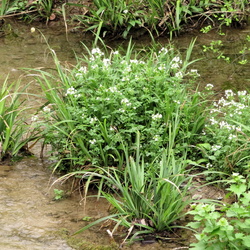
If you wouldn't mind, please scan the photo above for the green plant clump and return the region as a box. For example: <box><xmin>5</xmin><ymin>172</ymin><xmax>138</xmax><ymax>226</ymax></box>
<box><xmin>0</xmin><ymin>77</ymin><xmax>38</xmax><ymax>161</ymax></box>
<box><xmin>187</xmin><ymin>173</ymin><xmax>250</xmax><ymax>249</ymax></box>
<box><xmin>33</xmin><ymin>39</ymin><xmax>206</xmax><ymax>172</ymax></box>
<box><xmin>65</xmin><ymin>0</ymin><xmax>250</xmax><ymax>38</ymax></box>
<box><xmin>195</xmin><ymin>87</ymin><xmax>250</xmax><ymax>178</ymax></box>
<box><xmin>68</xmin><ymin>131</ymin><xmax>196</xmax><ymax>243</ymax></box>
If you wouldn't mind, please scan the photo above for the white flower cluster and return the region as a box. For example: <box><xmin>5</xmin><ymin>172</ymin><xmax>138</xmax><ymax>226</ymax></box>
<box><xmin>90</xmin><ymin>117</ymin><xmax>98</xmax><ymax>124</ymax></box>
<box><xmin>43</xmin><ymin>106</ymin><xmax>51</xmax><ymax>112</ymax></box>
<box><xmin>158</xmin><ymin>47</ymin><xmax>169</xmax><ymax>55</ymax></box>
<box><xmin>153</xmin><ymin>135</ymin><xmax>161</xmax><ymax>141</ymax></box>
<box><xmin>75</xmin><ymin>66</ymin><xmax>87</xmax><ymax>78</ymax></box>
<box><xmin>91</xmin><ymin>48</ymin><xmax>104</xmax><ymax>56</ymax></box>
<box><xmin>66</xmin><ymin>87</ymin><xmax>81</xmax><ymax>98</ymax></box>
<box><xmin>106</xmin><ymin>86</ymin><xmax>119</xmax><ymax>93</ymax></box>
<box><xmin>121</xmin><ymin>98</ymin><xmax>131</xmax><ymax>106</ymax></box>
<box><xmin>89</xmin><ymin>139</ymin><xmax>96</xmax><ymax>144</ymax></box>
<box><xmin>103</xmin><ymin>58</ymin><xmax>111</xmax><ymax>68</ymax></box>
<box><xmin>225</xmin><ymin>89</ymin><xmax>235</xmax><ymax>99</ymax></box>
<box><xmin>175</xmin><ymin>71</ymin><xmax>183</xmax><ymax>79</ymax></box>
<box><xmin>205</xmin><ymin>83</ymin><xmax>214</xmax><ymax>90</ymax></box>
<box><xmin>171</xmin><ymin>56</ymin><xmax>182</xmax><ymax>69</ymax></box>
<box><xmin>189</xmin><ymin>69</ymin><xmax>200</xmax><ymax>76</ymax></box>
<box><xmin>228</xmin><ymin>134</ymin><xmax>237</xmax><ymax>140</ymax></box>
<box><xmin>152</xmin><ymin>113</ymin><xmax>162</xmax><ymax>120</ymax></box>
<box><xmin>31</xmin><ymin>115</ymin><xmax>38</xmax><ymax>122</ymax></box>
<box><xmin>211</xmin><ymin>145</ymin><xmax>221</xmax><ymax>151</ymax></box>
<box><xmin>89</xmin><ymin>48</ymin><xmax>104</xmax><ymax>61</ymax></box>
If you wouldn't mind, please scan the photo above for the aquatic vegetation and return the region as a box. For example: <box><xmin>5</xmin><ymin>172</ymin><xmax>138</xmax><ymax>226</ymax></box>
<box><xmin>64</xmin><ymin>0</ymin><xmax>250</xmax><ymax>38</ymax></box>
<box><xmin>0</xmin><ymin>0</ymin><xmax>55</xmax><ymax>22</ymax></box>
<box><xmin>0</xmin><ymin>77</ymin><xmax>39</xmax><ymax>161</ymax></box>
<box><xmin>56</xmin><ymin>132</ymin><xmax>196</xmax><ymax>245</ymax></box>
<box><xmin>53</xmin><ymin>188</ymin><xmax>64</xmax><ymax>200</ymax></box>
<box><xmin>0</xmin><ymin>0</ymin><xmax>19</xmax><ymax>16</ymax></box>
<box><xmin>194</xmin><ymin>86</ymin><xmax>250</xmax><ymax>179</ymax></box>
<box><xmin>32</xmin><ymin>38</ymin><xmax>206</xmax><ymax>172</ymax></box>
<box><xmin>187</xmin><ymin>173</ymin><xmax>250</xmax><ymax>249</ymax></box>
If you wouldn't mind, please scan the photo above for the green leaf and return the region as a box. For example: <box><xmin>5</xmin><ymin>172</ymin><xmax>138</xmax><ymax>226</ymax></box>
<box><xmin>243</xmin><ymin>235</ymin><xmax>250</xmax><ymax>247</ymax></box>
<box><xmin>227</xmin><ymin>184</ymin><xmax>247</xmax><ymax>197</ymax></box>
<box><xmin>187</xmin><ymin>221</ymin><xmax>201</xmax><ymax>229</ymax></box>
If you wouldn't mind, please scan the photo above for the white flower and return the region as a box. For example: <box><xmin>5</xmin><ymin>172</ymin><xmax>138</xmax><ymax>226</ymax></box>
<box><xmin>175</xmin><ymin>71</ymin><xmax>183</xmax><ymax>78</ymax></box>
<box><xmin>225</xmin><ymin>89</ymin><xmax>235</xmax><ymax>99</ymax></box>
<box><xmin>190</xmin><ymin>69</ymin><xmax>200</xmax><ymax>76</ymax></box>
<box><xmin>237</xmin><ymin>90</ymin><xmax>247</xmax><ymax>96</ymax></box>
<box><xmin>43</xmin><ymin>106</ymin><xmax>51</xmax><ymax>112</ymax></box>
<box><xmin>113</xmin><ymin>51</ymin><xmax>119</xmax><ymax>55</ymax></box>
<box><xmin>123</xmin><ymin>9</ymin><xmax>128</xmax><ymax>14</ymax></box>
<box><xmin>122</xmin><ymin>77</ymin><xmax>129</xmax><ymax>82</ymax></box>
<box><xmin>211</xmin><ymin>145</ymin><xmax>221</xmax><ymax>151</ymax></box>
<box><xmin>228</xmin><ymin>134</ymin><xmax>237</xmax><ymax>140</ymax></box>
<box><xmin>158</xmin><ymin>65</ymin><xmax>165</xmax><ymax>71</ymax></box>
<box><xmin>172</xmin><ymin>56</ymin><xmax>182</xmax><ymax>63</ymax></box>
<box><xmin>152</xmin><ymin>113</ymin><xmax>162</xmax><ymax>120</ymax></box>
<box><xmin>209</xmin><ymin>117</ymin><xmax>218</xmax><ymax>125</ymax></box>
<box><xmin>121</xmin><ymin>98</ymin><xmax>131</xmax><ymax>106</ymax></box>
<box><xmin>91</xmin><ymin>48</ymin><xmax>103</xmax><ymax>56</ymax></box>
<box><xmin>153</xmin><ymin>135</ymin><xmax>160</xmax><ymax>141</ymax></box>
<box><xmin>108</xmin><ymin>86</ymin><xmax>118</xmax><ymax>93</ymax></box>
<box><xmin>89</xmin><ymin>139</ymin><xmax>96</xmax><ymax>144</ymax></box>
<box><xmin>103</xmin><ymin>58</ymin><xmax>111</xmax><ymax>67</ymax></box>
<box><xmin>206</xmin><ymin>163</ymin><xmax>213</xmax><ymax>168</ymax></box>
<box><xmin>119</xmin><ymin>108</ymin><xmax>125</xmax><ymax>113</ymax></box>
<box><xmin>79</xmin><ymin>66</ymin><xmax>87</xmax><ymax>73</ymax></box>
<box><xmin>159</xmin><ymin>47</ymin><xmax>168</xmax><ymax>54</ymax></box>
<box><xmin>66</xmin><ymin>87</ymin><xmax>77</xmax><ymax>96</ymax></box>
<box><xmin>90</xmin><ymin>117</ymin><xmax>98</xmax><ymax>124</ymax></box>
<box><xmin>171</xmin><ymin>63</ymin><xmax>179</xmax><ymax>69</ymax></box>
<box><xmin>74</xmin><ymin>93</ymin><xmax>81</xmax><ymax>98</ymax></box>
<box><xmin>174</xmin><ymin>100</ymin><xmax>181</xmax><ymax>104</ymax></box>
<box><xmin>205</xmin><ymin>83</ymin><xmax>214</xmax><ymax>90</ymax></box>
<box><xmin>130</xmin><ymin>59</ymin><xmax>138</xmax><ymax>64</ymax></box>
<box><xmin>31</xmin><ymin>115</ymin><xmax>38</xmax><ymax>122</ymax></box>
<box><xmin>91</xmin><ymin>64</ymin><xmax>98</xmax><ymax>69</ymax></box>
<box><xmin>31</xmin><ymin>27</ymin><xmax>36</xmax><ymax>33</ymax></box>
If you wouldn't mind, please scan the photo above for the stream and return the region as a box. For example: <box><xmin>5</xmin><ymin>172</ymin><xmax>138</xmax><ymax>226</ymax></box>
<box><xmin>0</xmin><ymin>18</ymin><xmax>250</xmax><ymax>249</ymax></box>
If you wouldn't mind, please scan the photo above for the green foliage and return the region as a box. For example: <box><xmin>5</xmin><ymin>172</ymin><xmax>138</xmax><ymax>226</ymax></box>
<box><xmin>187</xmin><ymin>173</ymin><xmax>250</xmax><ymax>249</ymax></box>
<box><xmin>194</xmin><ymin>87</ymin><xmax>250</xmax><ymax>179</ymax></box>
<box><xmin>53</xmin><ymin>188</ymin><xmax>64</xmax><ymax>200</ymax></box>
<box><xmin>0</xmin><ymin>0</ymin><xmax>19</xmax><ymax>16</ymax></box>
<box><xmin>64</xmin><ymin>0</ymin><xmax>250</xmax><ymax>38</ymax></box>
<box><xmin>68</xmin><ymin>131</ymin><xmax>194</xmax><ymax>243</ymax></box>
<box><xmin>32</xmin><ymin>38</ymin><xmax>206</xmax><ymax>171</ymax></box>
<box><xmin>0</xmin><ymin>77</ymin><xmax>39</xmax><ymax>161</ymax></box>
<box><xmin>0</xmin><ymin>0</ymin><xmax>54</xmax><ymax>22</ymax></box>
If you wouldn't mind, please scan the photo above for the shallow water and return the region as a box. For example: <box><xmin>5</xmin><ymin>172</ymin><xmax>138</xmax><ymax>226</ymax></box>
<box><xmin>0</xmin><ymin>18</ymin><xmax>250</xmax><ymax>249</ymax></box>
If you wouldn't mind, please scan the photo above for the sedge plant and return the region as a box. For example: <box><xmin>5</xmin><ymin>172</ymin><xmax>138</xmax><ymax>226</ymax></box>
<box><xmin>0</xmin><ymin>76</ymin><xmax>39</xmax><ymax>161</ymax></box>
<box><xmin>56</xmin><ymin>127</ymin><xmax>195</xmax><ymax>244</ymax></box>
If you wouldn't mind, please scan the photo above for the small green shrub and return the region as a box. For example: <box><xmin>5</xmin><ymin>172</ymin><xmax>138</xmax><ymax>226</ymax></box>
<box><xmin>187</xmin><ymin>173</ymin><xmax>250</xmax><ymax>249</ymax></box>
<box><xmin>53</xmin><ymin>188</ymin><xmax>64</xmax><ymax>200</ymax></box>
<box><xmin>32</xmin><ymin>39</ymin><xmax>206</xmax><ymax>172</ymax></box>
<box><xmin>195</xmin><ymin>86</ymin><xmax>250</xmax><ymax>178</ymax></box>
